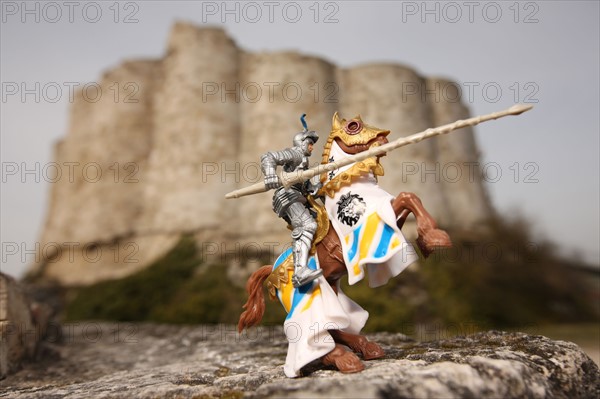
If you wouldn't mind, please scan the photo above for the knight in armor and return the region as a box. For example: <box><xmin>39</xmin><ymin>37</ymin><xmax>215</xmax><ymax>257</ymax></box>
<box><xmin>261</xmin><ymin>115</ymin><xmax>323</xmax><ymax>288</ymax></box>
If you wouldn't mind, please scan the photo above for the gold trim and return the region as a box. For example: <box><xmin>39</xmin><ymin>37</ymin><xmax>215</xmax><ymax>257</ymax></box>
<box><xmin>319</xmin><ymin>156</ymin><xmax>384</xmax><ymax>198</ymax></box>
<box><xmin>328</xmin><ymin>112</ymin><xmax>390</xmax><ymax>147</ymax></box>
<box><xmin>266</xmin><ymin>256</ymin><xmax>293</xmax><ymax>301</ymax></box>
<box><xmin>319</xmin><ymin>113</ymin><xmax>389</xmax><ymax>197</ymax></box>
<box><xmin>308</xmin><ymin>195</ymin><xmax>330</xmax><ymax>251</ymax></box>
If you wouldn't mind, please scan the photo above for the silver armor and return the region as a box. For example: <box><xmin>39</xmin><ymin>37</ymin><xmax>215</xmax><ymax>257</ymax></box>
<box><xmin>261</xmin><ymin>128</ymin><xmax>322</xmax><ymax>288</ymax></box>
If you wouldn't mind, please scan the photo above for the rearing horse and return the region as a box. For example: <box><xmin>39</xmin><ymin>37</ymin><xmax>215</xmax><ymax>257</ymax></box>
<box><xmin>238</xmin><ymin>113</ymin><xmax>452</xmax><ymax>377</ymax></box>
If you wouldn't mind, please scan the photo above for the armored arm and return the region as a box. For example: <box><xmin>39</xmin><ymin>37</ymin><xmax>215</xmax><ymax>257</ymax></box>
<box><xmin>260</xmin><ymin>148</ymin><xmax>303</xmax><ymax>190</ymax></box>
<box><xmin>260</xmin><ymin>151</ymin><xmax>280</xmax><ymax>190</ymax></box>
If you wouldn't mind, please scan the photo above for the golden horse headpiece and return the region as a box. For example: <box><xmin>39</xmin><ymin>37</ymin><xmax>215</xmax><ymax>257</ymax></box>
<box><xmin>329</xmin><ymin>112</ymin><xmax>390</xmax><ymax>147</ymax></box>
<box><xmin>319</xmin><ymin>113</ymin><xmax>391</xmax><ymax>197</ymax></box>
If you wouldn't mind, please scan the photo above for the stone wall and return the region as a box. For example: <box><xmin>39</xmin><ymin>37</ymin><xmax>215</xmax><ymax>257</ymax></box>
<box><xmin>31</xmin><ymin>22</ymin><xmax>493</xmax><ymax>286</ymax></box>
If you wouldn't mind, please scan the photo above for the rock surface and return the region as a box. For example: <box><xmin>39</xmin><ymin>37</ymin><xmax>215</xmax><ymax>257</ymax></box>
<box><xmin>2</xmin><ymin>323</ymin><xmax>598</xmax><ymax>398</ymax></box>
<box><xmin>0</xmin><ymin>273</ymin><xmax>39</xmax><ymax>378</ymax></box>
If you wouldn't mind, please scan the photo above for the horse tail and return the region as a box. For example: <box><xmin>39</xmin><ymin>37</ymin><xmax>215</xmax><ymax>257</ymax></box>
<box><xmin>237</xmin><ymin>264</ymin><xmax>273</xmax><ymax>333</ymax></box>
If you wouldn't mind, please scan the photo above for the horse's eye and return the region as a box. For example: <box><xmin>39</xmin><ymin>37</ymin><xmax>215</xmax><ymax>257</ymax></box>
<box><xmin>344</xmin><ymin>120</ymin><xmax>362</xmax><ymax>135</ymax></box>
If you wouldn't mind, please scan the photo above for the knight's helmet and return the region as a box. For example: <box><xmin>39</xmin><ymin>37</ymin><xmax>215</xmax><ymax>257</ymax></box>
<box><xmin>293</xmin><ymin>114</ymin><xmax>318</xmax><ymax>155</ymax></box>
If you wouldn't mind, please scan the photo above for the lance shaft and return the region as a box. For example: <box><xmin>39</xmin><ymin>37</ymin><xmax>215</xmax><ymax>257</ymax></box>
<box><xmin>225</xmin><ymin>104</ymin><xmax>533</xmax><ymax>199</ymax></box>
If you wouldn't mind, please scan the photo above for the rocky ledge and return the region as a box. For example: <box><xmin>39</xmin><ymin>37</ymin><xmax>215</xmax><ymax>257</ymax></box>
<box><xmin>1</xmin><ymin>323</ymin><xmax>598</xmax><ymax>398</ymax></box>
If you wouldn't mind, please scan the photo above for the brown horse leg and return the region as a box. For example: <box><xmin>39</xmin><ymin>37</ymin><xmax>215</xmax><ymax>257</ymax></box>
<box><xmin>329</xmin><ymin>330</ymin><xmax>385</xmax><ymax>360</ymax></box>
<box><xmin>391</xmin><ymin>192</ymin><xmax>452</xmax><ymax>258</ymax></box>
<box><xmin>322</xmin><ymin>344</ymin><xmax>365</xmax><ymax>373</ymax></box>
<box><xmin>315</xmin><ymin>229</ymin><xmax>380</xmax><ymax>368</ymax></box>
<box><xmin>316</xmin><ymin>225</ymin><xmax>347</xmax><ymax>288</ymax></box>
<box><xmin>396</xmin><ymin>209</ymin><xmax>411</xmax><ymax>230</ymax></box>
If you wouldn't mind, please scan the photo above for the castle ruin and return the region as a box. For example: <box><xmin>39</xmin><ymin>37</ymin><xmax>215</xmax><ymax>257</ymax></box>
<box><xmin>32</xmin><ymin>22</ymin><xmax>493</xmax><ymax>286</ymax></box>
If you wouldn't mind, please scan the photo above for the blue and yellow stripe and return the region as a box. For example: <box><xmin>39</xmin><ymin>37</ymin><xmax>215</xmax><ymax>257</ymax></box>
<box><xmin>344</xmin><ymin>212</ymin><xmax>401</xmax><ymax>277</ymax></box>
<box><xmin>272</xmin><ymin>249</ymin><xmax>322</xmax><ymax>319</ymax></box>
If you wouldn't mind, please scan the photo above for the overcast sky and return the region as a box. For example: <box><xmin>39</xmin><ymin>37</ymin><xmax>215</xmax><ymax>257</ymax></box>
<box><xmin>1</xmin><ymin>1</ymin><xmax>599</xmax><ymax>278</ymax></box>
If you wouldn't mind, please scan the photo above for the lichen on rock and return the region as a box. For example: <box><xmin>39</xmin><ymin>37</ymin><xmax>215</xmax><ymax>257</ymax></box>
<box><xmin>2</xmin><ymin>324</ymin><xmax>598</xmax><ymax>398</ymax></box>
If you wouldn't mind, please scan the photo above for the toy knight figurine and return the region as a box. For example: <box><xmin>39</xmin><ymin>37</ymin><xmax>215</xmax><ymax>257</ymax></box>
<box><xmin>261</xmin><ymin>115</ymin><xmax>323</xmax><ymax>287</ymax></box>
<box><xmin>234</xmin><ymin>104</ymin><xmax>532</xmax><ymax>377</ymax></box>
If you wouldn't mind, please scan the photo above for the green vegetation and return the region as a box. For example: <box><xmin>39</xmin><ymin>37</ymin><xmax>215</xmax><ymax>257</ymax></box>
<box><xmin>66</xmin><ymin>219</ymin><xmax>598</xmax><ymax>331</ymax></box>
<box><xmin>343</xmin><ymin>216</ymin><xmax>598</xmax><ymax>332</ymax></box>
<box><xmin>66</xmin><ymin>236</ymin><xmax>200</xmax><ymax>322</ymax></box>
<box><xmin>65</xmin><ymin>236</ymin><xmax>286</xmax><ymax>324</ymax></box>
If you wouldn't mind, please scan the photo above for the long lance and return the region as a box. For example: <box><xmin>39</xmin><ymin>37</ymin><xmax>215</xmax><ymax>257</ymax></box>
<box><xmin>225</xmin><ymin>104</ymin><xmax>533</xmax><ymax>199</ymax></box>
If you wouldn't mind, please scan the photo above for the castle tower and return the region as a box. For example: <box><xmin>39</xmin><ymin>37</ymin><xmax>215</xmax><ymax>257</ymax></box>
<box><xmin>336</xmin><ymin>64</ymin><xmax>449</xmax><ymax>229</ymax></box>
<box><xmin>38</xmin><ymin>60</ymin><xmax>161</xmax><ymax>284</ymax></box>
<box><xmin>236</xmin><ymin>52</ymin><xmax>338</xmax><ymax>250</ymax></box>
<box><xmin>33</xmin><ymin>25</ymin><xmax>494</xmax><ymax>286</ymax></box>
<box><xmin>139</xmin><ymin>23</ymin><xmax>241</xmax><ymax>238</ymax></box>
<box><xmin>42</xmin><ymin>60</ymin><xmax>160</xmax><ymax>245</ymax></box>
<box><xmin>426</xmin><ymin>78</ymin><xmax>494</xmax><ymax>231</ymax></box>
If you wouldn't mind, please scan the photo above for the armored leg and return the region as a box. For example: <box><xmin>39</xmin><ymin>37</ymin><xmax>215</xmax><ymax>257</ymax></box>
<box><xmin>287</xmin><ymin>202</ymin><xmax>322</xmax><ymax>287</ymax></box>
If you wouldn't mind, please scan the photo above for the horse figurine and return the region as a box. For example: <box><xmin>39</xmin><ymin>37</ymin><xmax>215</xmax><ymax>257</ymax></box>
<box><xmin>238</xmin><ymin>112</ymin><xmax>452</xmax><ymax>377</ymax></box>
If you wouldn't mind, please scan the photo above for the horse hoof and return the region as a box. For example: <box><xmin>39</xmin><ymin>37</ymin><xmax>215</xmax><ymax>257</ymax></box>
<box><xmin>361</xmin><ymin>341</ymin><xmax>385</xmax><ymax>360</ymax></box>
<box><xmin>348</xmin><ymin>337</ymin><xmax>385</xmax><ymax>360</ymax></box>
<box><xmin>417</xmin><ymin>228</ymin><xmax>452</xmax><ymax>258</ymax></box>
<box><xmin>323</xmin><ymin>345</ymin><xmax>365</xmax><ymax>373</ymax></box>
